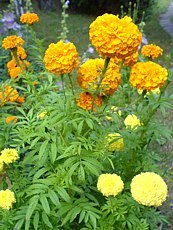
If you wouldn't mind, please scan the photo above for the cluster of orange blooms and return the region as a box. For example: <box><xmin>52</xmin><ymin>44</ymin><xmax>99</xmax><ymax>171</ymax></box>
<box><xmin>0</xmin><ymin>85</ymin><xmax>24</xmax><ymax>106</ymax></box>
<box><xmin>20</xmin><ymin>12</ymin><xmax>39</xmax><ymax>25</ymax></box>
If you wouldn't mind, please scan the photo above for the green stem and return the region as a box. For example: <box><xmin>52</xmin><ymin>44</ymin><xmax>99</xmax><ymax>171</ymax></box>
<box><xmin>11</xmin><ymin>48</ymin><xmax>24</xmax><ymax>72</ymax></box>
<box><xmin>61</xmin><ymin>74</ymin><xmax>66</xmax><ymax>102</ymax></box>
<box><xmin>68</xmin><ymin>73</ymin><xmax>75</xmax><ymax>96</ymax></box>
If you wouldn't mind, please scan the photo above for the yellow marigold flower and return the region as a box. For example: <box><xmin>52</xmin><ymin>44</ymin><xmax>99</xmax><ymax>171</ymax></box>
<box><xmin>124</xmin><ymin>114</ymin><xmax>141</xmax><ymax>129</ymax></box>
<box><xmin>5</xmin><ymin>116</ymin><xmax>18</xmax><ymax>124</ymax></box>
<box><xmin>11</xmin><ymin>46</ymin><xmax>27</xmax><ymax>60</ymax></box>
<box><xmin>130</xmin><ymin>61</ymin><xmax>168</xmax><ymax>91</ymax></box>
<box><xmin>0</xmin><ymin>189</ymin><xmax>16</xmax><ymax>210</ymax></box>
<box><xmin>106</xmin><ymin>133</ymin><xmax>124</xmax><ymax>152</ymax></box>
<box><xmin>97</xmin><ymin>173</ymin><xmax>124</xmax><ymax>197</ymax></box>
<box><xmin>76</xmin><ymin>92</ymin><xmax>102</xmax><ymax>110</ymax></box>
<box><xmin>89</xmin><ymin>14</ymin><xmax>142</xmax><ymax>58</ymax></box>
<box><xmin>77</xmin><ymin>58</ymin><xmax>120</xmax><ymax>95</ymax></box>
<box><xmin>141</xmin><ymin>44</ymin><xmax>163</xmax><ymax>59</ymax></box>
<box><xmin>0</xmin><ymin>148</ymin><xmax>18</xmax><ymax>164</ymax></box>
<box><xmin>131</xmin><ymin>172</ymin><xmax>168</xmax><ymax>207</ymax></box>
<box><xmin>123</xmin><ymin>52</ymin><xmax>138</xmax><ymax>67</ymax></box>
<box><xmin>2</xmin><ymin>35</ymin><xmax>24</xmax><ymax>50</ymax></box>
<box><xmin>44</xmin><ymin>40</ymin><xmax>79</xmax><ymax>75</ymax></box>
<box><xmin>37</xmin><ymin>111</ymin><xmax>47</xmax><ymax>119</ymax></box>
<box><xmin>20</xmin><ymin>12</ymin><xmax>39</xmax><ymax>25</ymax></box>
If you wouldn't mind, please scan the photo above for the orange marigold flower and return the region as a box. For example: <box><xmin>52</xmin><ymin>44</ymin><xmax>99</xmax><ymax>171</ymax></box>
<box><xmin>11</xmin><ymin>46</ymin><xmax>27</xmax><ymax>60</ymax></box>
<box><xmin>2</xmin><ymin>35</ymin><xmax>24</xmax><ymax>50</ymax></box>
<box><xmin>89</xmin><ymin>14</ymin><xmax>142</xmax><ymax>58</ymax></box>
<box><xmin>130</xmin><ymin>61</ymin><xmax>168</xmax><ymax>91</ymax></box>
<box><xmin>141</xmin><ymin>44</ymin><xmax>163</xmax><ymax>59</ymax></box>
<box><xmin>0</xmin><ymin>86</ymin><xmax>24</xmax><ymax>105</ymax></box>
<box><xmin>5</xmin><ymin>116</ymin><xmax>18</xmax><ymax>124</ymax></box>
<box><xmin>16</xmin><ymin>96</ymin><xmax>25</xmax><ymax>103</ymax></box>
<box><xmin>20</xmin><ymin>12</ymin><xmax>39</xmax><ymax>25</ymax></box>
<box><xmin>44</xmin><ymin>40</ymin><xmax>79</xmax><ymax>75</ymax></box>
<box><xmin>77</xmin><ymin>58</ymin><xmax>120</xmax><ymax>95</ymax></box>
<box><xmin>123</xmin><ymin>52</ymin><xmax>138</xmax><ymax>66</ymax></box>
<box><xmin>7</xmin><ymin>59</ymin><xmax>30</xmax><ymax>79</ymax></box>
<box><xmin>76</xmin><ymin>92</ymin><xmax>102</xmax><ymax>110</ymax></box>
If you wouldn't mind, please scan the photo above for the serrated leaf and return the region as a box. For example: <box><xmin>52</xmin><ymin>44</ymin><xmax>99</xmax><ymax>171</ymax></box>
<box><xmin>40</xmin><ymin>194</ymin><xmax>50</xmax><ymax>214</ymax></box>
<box><xmin>33</xmin><ymin>168</ymin><xmax>48</xmax><ymax>180</ymax></box>
<box><xmin>42</xmin><ymin>212</ymin><xmax>53</xmax><ymax>229</ymax></box>
<box><xmin>33</xmin><ymin>211</ymin><xmax>39</xmax><ymax>230</ymax></box>
<box><xmin>13</xmin><ymin>218</ymin><xmax>24</xmax><ymax>230</ymax></box>
<box><xmin>48</xmin><ymin>189</ymin><xmax>60</xmax><ymax>206</ymax></box>
<box><xmin>56</xmin><ymin>187</ymin><xmax>71</xmax><ymax>203</ymax></box>
<box><xmin>39</xmin><ymin>140</ymin><xmax>49</xmax><ymax>160</ymax></box>
<box><xmin>26</xmin><ymin>195</ymin><xmax>39</xmax><ymax>221</ymax></box>
<box><xmin>50</xmin><ymin>142</ymin><xmax>57</xmax><ymax>163</ymax></box>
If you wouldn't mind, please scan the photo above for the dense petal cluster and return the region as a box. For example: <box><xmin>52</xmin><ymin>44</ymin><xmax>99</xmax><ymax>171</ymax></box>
<box><xmin>76</xmin><ymin>92</ymin><xmax>102</xmax><ymax>110</ymax></box>
<box><xmin>20</xmin><ymin>13</ymin><xmax>39</xmax><ymax>25</ymax></box>
<box><xmin>130</xmin><ymin>61</ymin><xmax>168</xmax><ymax>91</ymax></box>
<box><xmin>11</xmin><ymin>46</ymin><xmax>27</xmax><ymax>60</ymax></box>
<box><xmin>97</xmin><ymin>173</ymin><xmax>124</xmax><ymax>197</ymax></box>
<box><xmin>141</xmin><ymin>44</ymin><xmax>163</xmax><ymax>59</ymax></box>
<box><xmin>123</xmin><ymin>52</ymin><xmax>138</xmax><ymax>66</ymax></box>
<box><xmin>0</xmin><ymin>148</ymin><xmax>18</xmax><ymax>164</ymax></box>
<box><xmin>106</xmin><ymin>133</ymin><xmax>124</xmax><ymax>151</ymax></box>
<box><xmin>0</xmin><ymin>189</ymin><xmax>16</xmax><ymax>210</ymax></box>
<box><xmin>44</xmin><ymin>41</ymin><xmax>79</xmax><ymax>75</ymax></box>
<box><xmin>77</xmin><ymin>59</ymin><xmax>120</xmax><ymax>95</ymax></box>
<box><xmin>5</xmin><ymin>116</ymin><xmax>18</xmax><ymax>124</ymax></box>
<box><xmin>89</xmin><ymin>14</ymin><xmax>142</xmax><ymax>58</ymax></box>
<box><xmin>0</xmin><ymin>86</ymin><xmax>24</xmax><ymax>105</ymax></box>
<box><xmin>131</xmin><ymin>172</ymin><xmax>168</xmax><ymax>207</ymax></box>
<box><xmin>124</xmin><ymin>114</ymin><xmax>141</xmax><ymax>129</ymax></box>
<box><xmin>7</xmin><ymin>59</ymin><xmax>30</xmax><ymax>79</ymax></box>
<box><xmin>2</xmin><ymin>35</ymin><xmax>24</xmax><ymax>50</ymax></box>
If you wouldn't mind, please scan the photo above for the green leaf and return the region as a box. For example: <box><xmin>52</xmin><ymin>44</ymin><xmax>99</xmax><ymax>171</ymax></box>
<box><xmin>40</xmin><ymin>194</ymin><xmax>50</xmax><ymax>215</ymax></box>
<box><xmin>33</xmin><ymin>168</ymin><xmax>48</xmax><ymax>180</ymax></box>
<box><xmin>30</xmin><ymin>137</ymin><xmax>41</xmax><ymax>149</ymax></box>
<box><xmin>25</xmin><ymin>220</ymin><xmax>30</xmax><ymax>230</ymax></box>
<box><xmin>39</xmin><ymin>140</ymin><xmax>49</xmax><ymax>160</ymax></box>
<box><xmin>33</xmin><ymin>211</ymin><xmax>39</xmax><ymax>230</ymax></box>
<box><xmin>26</xmin><ymin>195</ymin><xmax>39</xmax><ymax>221</ymax></box>
<box><xmin>79</xmin><ymin>210</ymin><xmax>85</xmax><ymax>223</ymax></box>
<box><xmin>13</xmin><ymin>218</ymin><xmax>24</xmax><ymax>230</ymax></box>
<box><xmin>48</xmin><ymin>189</ymin><xmax>60</xmax><ymax>206</ymax></box>
<box><xmin>50</xmin><ymin>142</ymin><xmax>57</xmax><ymax>163</ymax></box>
<box><xmin>42</xmin><ymin>212</ymin><xmax>53</xmax><ymax>229</ymax></box>
<box><xmin>82</xmin><ymin>161</ymin><xmax>100</xmax><ymax>176</ymax></box>
<box><xmin>56</xmin><ymin>187</ymin><xmax>71</xmax><ymax>203</ymax></box>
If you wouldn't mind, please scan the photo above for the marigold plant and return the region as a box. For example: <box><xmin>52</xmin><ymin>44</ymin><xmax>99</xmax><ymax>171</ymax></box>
<box><xmin>141</xmin><ymin>44</ymin><xmax>163</xmax><ymax>59</ymax></box>
<box><xmin>2</xmin><ymin>35</ymin><xmax>24</xmax><ymax>50</ymax></box>
<box><xmin>0</xmin><ymin>189</ymin><xmax>16</xmax><ymax>210</ymax></box>
<box><xmin>89</xmin><ymin>14</ymin><xmax>142</xmax><ymax>58</ymax></box>
<box><xmin>106</xmin><ymin>133</ymin><xmax>124</xmax><ymax>152</ymax></box>
<box><xmin>0</xmin><ymin>148</ymin><xmax>18</xmax><ymax>164</ymax></box>
<box><xmin>20</xmin><ymin>12</ymin><xmax>39</xmax><ymax>25</ymax></box>
<box><xmin>131</xmin><ymin>172</ymin><xmax>168</xmax><ymax>207</ymax></box>
<box><xmin>44</xmin><ymin>40</ymin><xmax>79</xmax><ymax>75</ymax></box>
<box><xmin>76</xmin><ymin>92</ymin><xmax>102</xmax><ymax>110</ymax></box>
<box><xmin>130</xmin><ymin>61</ymin><xmax>168</xmax><ymax>91</ymax></box>
<box><xmin>97</xmin><ymin>173</ymin><xmax>124</xmax><ymax>197</ymax></box>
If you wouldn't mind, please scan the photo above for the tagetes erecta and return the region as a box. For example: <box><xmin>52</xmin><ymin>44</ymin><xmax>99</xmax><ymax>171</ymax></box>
<box><xmin>44</xmin><ymin>40</ymin><xmax>79</xmax><ymax>75</ymax></box>
<box><xmin>89</xmin><ymin>14</ymin><xmax>142</xmax><ymax>58</ymax></box>
<box><xmin>2</xmin><ymin>35</ymin><xmax>24</xmax><ymax>50</ymax></box>
<box><xmin>131</xmin><ymin>172</ymin><xmax>168</xmax><ymax>207</ymax></box>
<box><xmin>20</xmin><ymin>12</ymin><xmax>39</xmax><ymax>25</ymax></box>
<box><xmin>76</xmin><ymin>92</ymin><xmax>102</xmax><ymax>110</ymax></box>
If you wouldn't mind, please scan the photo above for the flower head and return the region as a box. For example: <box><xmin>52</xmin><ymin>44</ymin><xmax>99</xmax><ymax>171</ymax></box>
<box><xmin>131</xmin><ymin>172</ymin><xmax>168</xmax><ymax>207</ymax></box>
<box><xmin>2</xmin><ymin>35</ymin><xmax>24</xmax><ymax>50</ymax></box>
<box><xmin>0</xmin><ymin>86</ymin><xmax>20</xmax><ymax>105</ymax></box>
<box><xmin>0</xmin><ymin>148</ymin><xmax>18</xmax><ymax>164</ymax></box>
<box><xmin>77</xmin><ymin>58</ymin><xmax>120</xmax><ymax>95</ymax></box>
<box><xmin>7</xmin><ymin>59</ymin><xmax>30</xmax><ymax>79</ymax></box>
<box><xmin>141</xmin><ymin>44</ymin><xmax>163</xmax><ymax>59</ymax></box>
<box><xmin>124</xmin><ymin>114</ymin><xmax>141</xmax><ymax>129</ymax></box>
<box><xmin>130</xmin><ymin>61</ymin><xmax>168</xmax><ymax>91</ymax></box>
<box><xmin>37</xmin><ymin>111</ymin><xmax>47</xmax><ymax>119</ymax></box>
<box><xmin>89</xmin><ymin>14</ymin><xmax>142</xmax><ymax>58</ymax></box>
<box><xmin>76</xmin><ymin>92</ymin><xmax>102</xmax><ymax>110</ymax></box>
<box><xmin>20</xmin><ymin>13</ymin><xmax>39</xmax><ymax>25</ymax></box>
<box><xmin>97</xmin><ymin>173</ymin><xmax>124</xmax><ymax>197</ymax></box>
<box><xmin>5</xmin><ymin>116</ymin><xmax>18</xmax><ymax>124</ymax></box>
<box><xmin>0</xmin><ymin>189</ymin><xmax>16</xmax><ymax>210</ymax></box>
<box><xmin>11</xmin><ymin>46</ymin><xmax>27</xmax><ymax>60</ymax></box>
<box><xmin>106</xmin><ymin>133</ymin><xmax>124</xmax><ymax>152</ymax></box>
<box><xmin>44</xmin><ymin>40</ymin><xmax>79</xmax><ymax>75</ymax></box>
